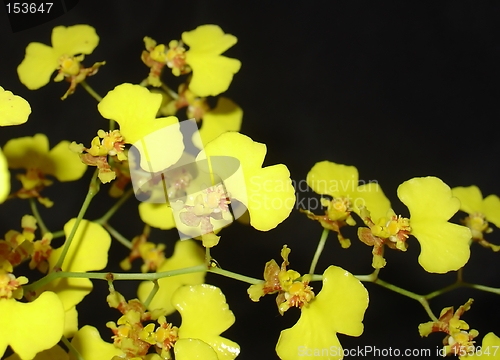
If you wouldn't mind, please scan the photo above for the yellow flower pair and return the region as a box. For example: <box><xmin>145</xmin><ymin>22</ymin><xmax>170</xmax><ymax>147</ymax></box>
<box><xmin>306</xmin><ymin>161</ymin><xmax>472</xmax><ymax>273</ymax></box>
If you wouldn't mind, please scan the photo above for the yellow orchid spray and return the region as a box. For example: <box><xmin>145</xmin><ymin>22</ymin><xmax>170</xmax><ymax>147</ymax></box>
<box><xmin>0</xmin><ymin>13</ymin><xmax>498</xmax><ymax>360</ymax></box>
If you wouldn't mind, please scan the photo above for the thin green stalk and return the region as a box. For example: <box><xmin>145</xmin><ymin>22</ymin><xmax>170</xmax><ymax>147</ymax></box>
<box><xmin>209</xmin><ymin>267</ymin><xmax>261</xmax><ymax>285</ymax></box>
<box><xmin>62</xmin><ymin>336</ymin><xmax>83</xmax><ymax>360</ymax></box>
<box><xmin>103</xmin><ymin>223</ymin><xmax>133</xmax><ymax>249</ymax></box>
<box><xmin>425</xmin><ymin>282</ymin><xmax>461</xmax><ymax>300</ymax></box>
<box><xmin>205</xmin><ymin>246</ymin><xmax>211</xmax><ymax>267</ymax></box>
<box><xmin>462</xmin><ymin>282</ymin><xmax>500</xmax><ymax>295</ymax></box>
<box><xmin>309</xmin><ymin>228</ymin><xmax>329</xmax><ymax>275</ymax></box>
<box><xmin>373</xmin><ymin>278</ymin><xmax>438</xmax><ymax>321</ymax></box>
<box><xmin>95</xmin><ymin>188</ymin><xmax>134</xmax><ymax>225</ymax></box>
<box><xmin>143</xmin><ymin>280</ymin><xmax>159</xmax><ymax>308</ymax></box>
<box><xmin>53</xmin><ymin>170</ymin><xmax>99</xmax><ymax>270</ymax></box>
<box><xmin>51</xmin><ymin>229</ymin><xmax>65</xmax><ymax>239</ymax></box>
<box><xmin>29</xmin><ymin>198</ymin><xmax>50</xmax><ymax>235</ymax></box>
<box><xmin>24</xmin><ymin>264</ymin><xmax>208</xmax><ymax>292</ymax></box>
<box><xmin>80</xmin><ymin>80</ymin><xmax>102</xmax><ymax>102</ymax></box>
<box><xmin>160</xmin><ymin>82</ymin><xmax>179</xmax><ymax>100</ymax></box>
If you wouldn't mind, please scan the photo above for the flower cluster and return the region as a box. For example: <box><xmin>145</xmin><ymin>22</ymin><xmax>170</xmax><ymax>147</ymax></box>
<box><xmin>1</xmin><ymin>19</ymin><xmax>499</xmax><ymax>360</ymax></box>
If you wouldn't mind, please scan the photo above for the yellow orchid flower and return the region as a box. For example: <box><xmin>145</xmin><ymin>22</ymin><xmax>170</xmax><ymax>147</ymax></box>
<box><xmin>451</xmin><ymin>186</ymin><xmax>500</xmax><ymax>249</ymax></box>
<box><xmin>305</xmin><ymin>161</ymin><xmax>391</xmax><ymax>248</ymax></box>
<box><xmin>17</xmin><ymin>25</ymin><xmax>99</xmax><ymax>90</ymax></box>
<box><xmin>306</xmin><ymin>161</ymin><xmax>391</xmax><ymax>221</ymax></box>
<box><xmin>40</xmin><ymin>218</ymin><xmax>111</xmax><ymax>337</ymax></box>
<box><xmin>2</xmin><ymin>133</ymin><xmax>87</xmax><ymax>206</ymax></box>
<box><xmin>397</xmin><ymin>177</ymin><xmax>472</xmax><ymax>273</ymax></box>
<box><xmin>3</xmin><ymin>133</ymin><xmax>87</xmax><ymax>182</ymax></box>
<box><xmin>0</xmin><ymin>289</ymin><xmax>65</xmax><ymax>360</ymax></box>
<box><xmin>276</xmin><ymin>265</ymin><xmax>369</xmax><ymax>360</ymax></box>
<box><xmin>138</xmin><ymin>239</ymin><xmax>206</xmax><ymax>315</ymax></box>
<box><xmin>0</xmin><ymin>86</ymin><xmax>31</xmax><ymax>126</ymax></box>
<box><xmin>172</xmin><ymin>284</ymin><xmax>240</xmax><ymax>360</ymax></box>
<box><xmin>197</xmin><ymin>132</ymin><xmax>296</xmax><ymax>232</ymax></box>
<box><xmin>181</xmin><ymin>25</ymin><xmax>241</xmax><ymax>97</ymax></box>
<box><xmin>98</xmin><ymin>83</ymin><xmax>184</xmax><ymax>173</ymax></box>
<box><xmin>466</xmin><ymin>332</ymin><xmax>500</xmax><ymax>359</ymax></box>
<box><xmin>69</xmin><ymin>326</ymin><xmax>123</xmax><ymax>360</ymax></box>
<box><xmin>64</xmin><ymin>284</ymin><xmax>237</xmax><ymax>359</ymax></box>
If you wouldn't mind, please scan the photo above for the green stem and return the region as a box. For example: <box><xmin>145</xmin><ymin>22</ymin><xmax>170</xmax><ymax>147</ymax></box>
<box><xmin>462</xmin><ymin>282</ymin><xmax>500</xmax><ymax>295</ymax></box>
<box><xmin>103</xmin><ymin>223</ymin><xmax>133</xmax><ymax>249</ymax></box>
<box><xmin>160</xmin><ymin>82</ymin><xmax>179</xmax><ymax>100</ymax></box>
<box><xmin>51</xmin><ymin>229</ymin><xmax>65</xmax><ymax>239</ymax></box>
<box><xmin>205</xmin><ymin>246</ymin><xmax>211</xmax><ymax>267</ymax></box>
<box><xmin>208</xmin><ymin>267</ymin><xmax>261</xmax><ymax>285</ymax></box>
<box><xmin>62</xmin><ymin>336</ymin><xmax>83</xmax><ymax>360</ymax></box>
<box><xmin>425</xmin><ymin>282</ymin><xmax>461</xmax><ymax>300</ymax></box>
<box><xmin>24</xmin><ymin>265</ymin><xmax>208</xmax><ymax>292</ymax></box>
<box><xmin>95</xmin><ymin>188</ymin><xmax>134</xmax><ymax>225</ymax></box>
<box><xmin>80</xmin><ymin>80</ymin><xmax>102</xmax><ymax>102</ymax></box>
<box><xmin>53</xmin><ymin>170</ymin><xmax>99</xmax><ymax>270</ymax></box>
<box><xmin>373</xmin><ymin>278</ymin><xmax>438</xmax><ymax>321</ymax></box>
<box><xmin>143</xmin><ymin>280</ymin><xmax>159</xmax><ymax>308</ymax></box>
<box><xmin>29</xmin><ymin>198</ymin><xmax>50</xmax><ymax>235</ymax></box>
<box><xmin>309</xmin><ymin>228</ymin><xmax>329</xmax><ymax>275</ymax></box>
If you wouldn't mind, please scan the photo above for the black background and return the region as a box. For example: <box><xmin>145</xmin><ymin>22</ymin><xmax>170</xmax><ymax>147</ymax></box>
<box><xmin>1</xmin><ymin>1</ymin><xmax>500</xmax><ymax>359</ymax></box>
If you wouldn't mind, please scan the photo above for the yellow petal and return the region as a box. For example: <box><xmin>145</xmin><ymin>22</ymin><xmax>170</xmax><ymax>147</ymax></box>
<box><xmin>183</xmin><ymin>25</ymin><xmax>241</xmax><ymax>97</ymax></box>
<box><xmin>451</xmin><ymin>186</ymin><xmax>484</xmax><ymax>215</ymax></box>
<box><xmin>482</xmin><ymin>194</ymin><xmax>500</xmax><ymax>228</ymax></box>
<box><xmin>2</xmin><ymin>134</ymin><xmax>86</xmax><ymax>182</ymax></box>
<box><xmin>17</xmin><ymin>43</ymin><xmax>58</xmax><ymax>89</ymax></box>
<box><xmin>42</xmin><ymin>277</ymin><xmax>92</xmax><ymax>312</ymax></box>
<box><xmin>139</xmin><ymin>203</ymin><xmax>176</xmax><ymax>230</ymax></box>
<box><xmin>138</xmin><ymin>240</ymin><xmax>205</xmax><ymax>315</ymax></box>
<box><xmin>52</xmin><ymin>218</ymin><xmax>111</xmax><ymax>272</ymax></box>
<box><xmin>69</xmin><ymin>326</ymin><xmax>122</xmax><ymax>360</ymax></box>
<box><xmin>467</xmin><ymin>332</ymin><xmax>500</xmax><ymax>359</ymax></box>
<box><xmin>247</xmin><ymin>165</ymin><xmax>296</xmax><ymax>231</ymax></box>
<box><xmin>173</xmin><ymin>284</ymin><xmax>240</xmax><ymax>360</ymax></box>
<box><xmin>0</xmin><ymin>86</ymin><xmax>31</xmax><ymax>126</ymax></box>
<box><xmin>398</xmin><ymin>177</ymin><xmax>471</xmax><ymax>273</ymax></box>
<box><xmin>186</xmin><ymin>55</ymin><xmax>241</xmax><ymax>97</ymax></box>
<box><xmin>399</xmin><ymin>177</ymin><xmax>461</xmax><ymax>222</ymax></box>
<box><xmin>197</xmin><ymin>132</ymin><xmax>294</xmax><ymax>230</ymax></box>
<box><xmin>276</xmin><ymin>266</ymin><xmax>369</xmax><ymax>360</ymax></box>
<box><xmin>44</xmin><ymin>219</ymin><xmax>111</xmax><ymax>309</ymax></box>
<box><xmin>306</xmin><ymin>161</ymin><xmax>358</xmax><ymax>198</ymax></box>
<box><xmin>199</xmin><ymin>132</ymin><xmax>266</xmax><ymax>170</ymax></box>
<box><xmin>3</xmin><ymin>133</ymin><xmax>50</xmax><ymax>170</ymax></box>
<box><xmin>43</xmin><ymin>140</ymin><xmax>87</xmax><ymax>181</ymax></box>
<box><xmin>192</xmin><ymin>97</ymin><xmax>243</xmax><ymax>149</ymax></box>
<box><xmin>5</xmin><ymin>345</ymin><xmax>69</xmax><ymax>360</ymax></box>
<box><xmin>0</xmin><ymin>292</ymin><xmax>65</xmax><ymax>360</ymax></box>
<box><xmin>182</xmin><ymin>25</ymin><xmax>238</xmax><ymax>56</ymax></box>
<box><xmin>174</xmin><ymin>338</ymin><xmax>219</xmax><ymax>360</ymax></box>
<box><xmin>98</xmin><ymin>83</ymin><xmax>184</xmax><ymax>172</ymax></box>
<box><xmin>353</xmin><ymin>182</ymin><xmax>391</xmax><ymax>221</ymax></box>
<box><xmin>0</xmin><ymin>149</ymin><xmax>9</xmax><ymax>203</ymax></box>
<box><xmin>63</xmin><ymin>306</ymin><xmax>79</xmax><ymax>338</ymax></box>
<box><xmin>51</xmin><ymin>25</ymin><xmax>99</xmax><ymax>57</ymax></box>
<box><xmin>411</xmin><ymin>220</ymin><xmax>471</xmax><ymax>273</ymax></box>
